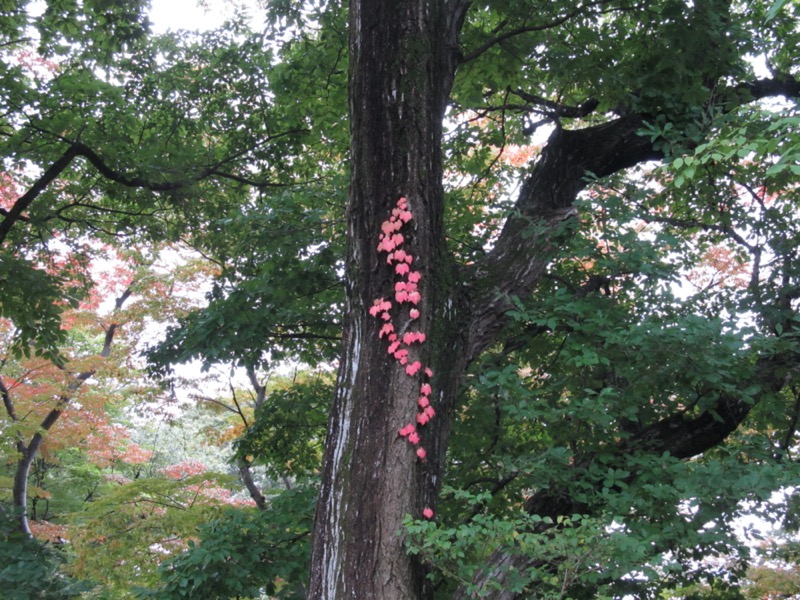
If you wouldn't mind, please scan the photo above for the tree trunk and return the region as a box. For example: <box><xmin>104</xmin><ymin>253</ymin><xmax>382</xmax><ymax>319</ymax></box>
<box><xmin>308</xmin><ymin>0</ymin><xmax>466</xmax><ymax>597</ymax></box>
<box><xmin>12</xmin><ymin>405</ymin><xmax>67</xmax><ymax>535</ymax></box>
<box><xmin>12</xmin><ymin>447</ymin><xmax>35</xmax><ymax>536</ymax></box>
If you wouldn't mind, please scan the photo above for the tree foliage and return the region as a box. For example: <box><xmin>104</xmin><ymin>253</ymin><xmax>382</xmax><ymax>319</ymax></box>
<box><xmin>234</xmin><ymin>374</ymin><xmax>332</xmax><ymax>480</ymax></box>
<box><xmin>139</xmin><ymin>484</ymin><xmax>315</xmax><ymax>600</ymax></box>
<box><xmin>0</xmin><ymin>505</ymin><xmax>92</xmax><ymax>598</ymax></box>
<box><xmin>0</xmin><ymin>0</ymin><xmax>799</xmax><ymax>598</ymax></box>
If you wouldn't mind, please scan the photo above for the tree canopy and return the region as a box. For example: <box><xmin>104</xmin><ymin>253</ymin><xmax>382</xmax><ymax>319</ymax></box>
<box><xmin>1</xmin><ymin>0</ymin><xmax>800</xmax><ymax>598</ymax></box>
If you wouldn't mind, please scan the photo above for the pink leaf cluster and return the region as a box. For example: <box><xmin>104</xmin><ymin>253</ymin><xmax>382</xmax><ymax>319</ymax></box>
<box><xmin>402</xmin><ymin>331</ymin><xmax>426</xmax><ymax>345</ymax></box>
<box><xmin>370</xmin><ymin>196</ymin><xmax>437</xmax><ymax>521</ymax></box>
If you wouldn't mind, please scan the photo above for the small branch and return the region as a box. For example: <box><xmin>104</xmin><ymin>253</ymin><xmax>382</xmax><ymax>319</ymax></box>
<box><xmin>0</xmin><ymin>37</ymin><xmax>32</xmax><ymax>48</ymax></box>
<box><xmin>267</xmin><ymin>332</ymin><xmax>343</xmax><ymax>342</ymax></box>
<box><xmin>207</xmin><ymin>169</ymin><xmax>290</xmax><ymax>189</ymax></box>
<box><xmin>512</xmin><ymin>89</ymin><xmax>599</xmax><ymax>122</ymax></box>
<box><xmin>246</xmin><ymin>364</ymin><xmax>268</xmax><ymax>410</ymax></box>
<box><xmin>463</xmin><ymin>472</ymin><xmax>519</xmax><ymax>522</ymax></box>
<box><xmin>229</xmin><ymin>382</ymin><xmax>249</xmax><ymax>429</ymax></box>
<box><xmin>778</xmin><ymin>386</ymin><xmax>800</xmax><ymax>461</ymax></box>
<box><xmin>0</xmin><ymin>144</ymin><xmax>80</xmax><ymax>245</ymax></box>
<box><xmin>460</xmin><ymin>3</ymin><xmax>605</xmax><ymax>65</ymax></box>
<box><xmin>193</xmin><ymin>394</ymin><xmax>240</xmax><ymax>414</ymax></box>
<box><xmin>640</xmin><ymin>213</ymin><xmax>757</xmax><ymax>253</ymax></box>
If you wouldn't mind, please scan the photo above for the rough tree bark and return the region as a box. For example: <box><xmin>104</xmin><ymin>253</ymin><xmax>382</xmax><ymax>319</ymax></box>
<box><xmin>308</xmin><ymin>0</ymin><xmax>800</xmax><ymax>598</ymax></box>
<box><xmin>238</xmin><ymin>365</ymin><xmax>268</xmax><ymax>509</ymax></box>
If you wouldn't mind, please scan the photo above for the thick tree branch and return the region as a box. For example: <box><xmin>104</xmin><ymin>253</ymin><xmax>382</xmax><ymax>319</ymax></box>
<box><xmin>511</xmin><ymin>89</ymin><xmax>599</xmax><ymax>121</ymax></box>
<box><xmin>736</xmin><ymin>74</ymin><xmax>800</xmax><ymax>101</ymax></box>
<box><xmin>0</xmin><ymin>144</ymin><xmax>80</xmax><ymax>245</ymax></box>
<box><xmin>114</xmin><ymin>287</ymin><xmax>132</xmax><ymax>311</ymax></box>
<box><xmin>0</xmin><ymin>138</ymin><xmax>291</xmax><ymax>245</ymax></box>
<box><xmin>511</xmin><ymin>390</ymin><xmax>764</xmax><ymax>523</ymax></box>
<box><xmin>238</xmin><ymin>458</ymin><xmax>267</xmax><ymax>510</ymax></box>
<box><xmin>37</xmin><ymin>288</ymin><xmax>131</xmax><ymax>438</ymax></box>
<box><xmin>0</xmin><ymin>374</ymin><xmax>17</xmax><ymax>422</ymax></box>
<box><xmin>464</xmin><ymin>114</ymin><xmax>659</xmax><ymax>362</ymax></box>
<box><xmin>245</xmin><ymin>364</ymin><xmax>267</xmax><ymax>410</ymax></box>
<box><xmin>0</xmin><ymin>374</ymin><xmax>27</xmax><ymax>454</ymax></box>
<box><xmin>451</xmin><ymin>73</ymin><xmax>800</xmax><ymax>596</ymax></box>
<box><xmin>778</xmin><ymin>386</ymin><xmax>800</xmax><ymax>460</ymax></box>
<box><xmin>0</xmin><ymin>207</ymin><xmax>29</xmax><ymax>221</ymax></box>
<box><xmin>445</xmin><ymin>0</ymin><xmax>473</xmax><ymax>45</ymax></box>
<box><xmin>463</xmin><ymin>73</ymin><xmax>800</xmax><ymax>364</ymax></box>
<box><xmin>456</xmin><ymin>353</ymin><xmax>790</xmax><ymax>600</ymax></box>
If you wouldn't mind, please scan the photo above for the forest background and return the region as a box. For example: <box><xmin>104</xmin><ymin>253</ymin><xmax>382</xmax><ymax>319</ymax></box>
<box><xmin>1</xmin><ymin>0</ymin><xmax>800</xmax><ymax>598</ymax></box>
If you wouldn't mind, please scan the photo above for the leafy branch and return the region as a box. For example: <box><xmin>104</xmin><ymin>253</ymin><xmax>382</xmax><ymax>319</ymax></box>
<box><xmin>0</xmin><ymin>129</ymin><xmax>301</xmax><ymax>245</ymax></box>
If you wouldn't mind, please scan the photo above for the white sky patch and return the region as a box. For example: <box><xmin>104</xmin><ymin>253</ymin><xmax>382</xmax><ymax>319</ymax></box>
<box><xmin>149</xmin><ymin>0</ymin><xmax>231</xmax><ymax>33</ymax></box>
<box><xmin>149</xmin><ymin>0</ymin><xmax>264</xmax><ymax>33</ymax></box>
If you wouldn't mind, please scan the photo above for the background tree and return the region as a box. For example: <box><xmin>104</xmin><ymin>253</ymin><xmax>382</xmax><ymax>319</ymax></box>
<box><xmin>0</xmin><ymin>0</ymin><xmax>308</xmax><ymax>541</ymax></box>
<box><xmin>1</xmin><ymin>262</ymin><xmax>130</xmax><ymax>534</ymax></box>
<box><xmin>137</xmin><ymin>484</ymin><xmax>316</xmax><ymax>600</ymax></box>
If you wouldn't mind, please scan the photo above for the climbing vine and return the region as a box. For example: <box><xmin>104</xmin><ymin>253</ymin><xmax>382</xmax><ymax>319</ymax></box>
<box><xmin>369</xmin><ymin>196</ymin><xmax>435</xmax><ymax>520</ymax></box>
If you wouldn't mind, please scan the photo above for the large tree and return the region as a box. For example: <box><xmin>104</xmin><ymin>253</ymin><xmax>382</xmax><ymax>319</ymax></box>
<box><xmin>3</xmin><ymin>0</ymin><xmax>800</xmax><ymax>597</ymax></box>
<box><xmin>305</xmin><ymin>0</ymin><xmax>800</xmax><ymax>598</ymax></box>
